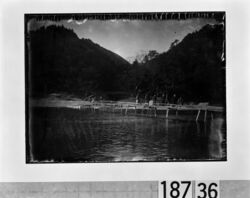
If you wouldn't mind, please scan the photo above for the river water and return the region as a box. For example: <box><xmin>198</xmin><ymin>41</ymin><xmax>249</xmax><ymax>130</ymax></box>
<box><xmin>28</xmin><ymin>107</ymin><xmax>226</xmax><ymax>162</ymax></box>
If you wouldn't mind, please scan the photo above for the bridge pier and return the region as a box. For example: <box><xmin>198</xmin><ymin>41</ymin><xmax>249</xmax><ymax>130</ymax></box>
<box><xmin>196</xmin><ymin>109</ymin><xmax>201</xmax><ymax>121</ymax></box>
<box><xmin>166</xmin><ymin>109</ymin><xmax>169</xmax><ymax>118</ymax></box>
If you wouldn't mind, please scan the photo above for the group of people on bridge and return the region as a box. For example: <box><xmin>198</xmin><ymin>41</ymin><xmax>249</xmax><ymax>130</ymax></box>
<box><xmin>135</xmin><ymin>92</ymin><xmax>184</xmax><ymax>106</ymax></box>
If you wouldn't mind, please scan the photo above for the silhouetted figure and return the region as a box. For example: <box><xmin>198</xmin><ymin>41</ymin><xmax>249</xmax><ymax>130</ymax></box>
<box><xmin>171</xmin><ymin>94</ymin><xmax>176</xmax><ymax>104</ymax></box>
<box><xmin>153</xmin><ymin>94</ymin><xmax>157</xmax><ymax>103</ymax></box>
<box><xmin>161</xmin><ymin>93</ymin><xmax>165</xmax><ymax>104</ymax></box>
<box><xmin>177</xmin><ymin>96</ymin><xmax>183</xmax><ymax>105</ymax></box>
<box><xmin>136</xmin><ymin>93</ymin><xmax>139</xmax><ymax>104</ymax></box>
<box><xmin>164</xmin><ymin>93</ymin><xmax>169</xmax><ymax>104</ymax></box>
<box><xmin>149</xmin><ymin>99</ymin><xmax>154</xmax><ymax>107</ymax></box>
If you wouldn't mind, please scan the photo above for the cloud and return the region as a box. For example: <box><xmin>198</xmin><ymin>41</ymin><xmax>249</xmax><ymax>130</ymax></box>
<box><xmin>67</xmin><ymin>19</ymin><xmax>73</xmax><ymax>23</ymax></box>
<box><xmin>75</xmin><ymin>19</ymin><xmax>88</xmax><ymax>25</ymax></box>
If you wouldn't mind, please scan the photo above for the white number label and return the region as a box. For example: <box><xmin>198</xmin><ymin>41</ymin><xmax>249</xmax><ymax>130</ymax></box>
<box><xmin>159</xmin><ymin>181</ymin><xmax>193</xmax><ymax>198</ymax></box>
<box><xmin>195</xmin><ymin>181</ymin><xmax>219</xmax><ymax>198</ymax></box>
<box><xmin>159</xmin><ymin>181</ymin><xmax>219</xmax><ymax>198</ymax></box>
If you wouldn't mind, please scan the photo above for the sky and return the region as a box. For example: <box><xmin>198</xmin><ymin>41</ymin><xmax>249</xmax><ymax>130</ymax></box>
<box><xmin>28</xmin><ymin>18</ymin><xmax>219</xmax><ymax>60</ymax></box>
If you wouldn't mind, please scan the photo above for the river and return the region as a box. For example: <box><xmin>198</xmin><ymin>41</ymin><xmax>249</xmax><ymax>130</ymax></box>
<box><xmin>28</xmin><ymin>107</ymin><xmax>226</xmax><ymax>162</ymax></box>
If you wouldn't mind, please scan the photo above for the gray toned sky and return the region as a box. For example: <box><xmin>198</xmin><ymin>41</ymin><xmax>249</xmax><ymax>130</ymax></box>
<box><xmin>28</xmin><ymin>18</ymin><xmax>218</xmax><ymax>59</ymax></box>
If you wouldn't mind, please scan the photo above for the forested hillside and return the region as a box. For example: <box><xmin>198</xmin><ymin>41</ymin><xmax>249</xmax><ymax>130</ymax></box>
<box><xmin>129</xmin><ymin>24</ymin><xmax>225</xmax><ymax>104</ymax></box>
<box><xmin>29</xmin><ymin>25</ymin><xmax>131</xmax><ymax>99</ymax></box>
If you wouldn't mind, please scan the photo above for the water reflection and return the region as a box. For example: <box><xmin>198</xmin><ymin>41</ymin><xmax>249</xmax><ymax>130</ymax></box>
<box><xmin>29</xmin><ymin>107</ymin><xmax>226</xmax><ymax>162</ymax></box>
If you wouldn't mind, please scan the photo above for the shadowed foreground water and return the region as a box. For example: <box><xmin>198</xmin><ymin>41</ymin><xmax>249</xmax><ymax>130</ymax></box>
<box><xmin>28</xmin><ymin>107</ymin><xmax>226</xmax><ymax>162</ymax></box>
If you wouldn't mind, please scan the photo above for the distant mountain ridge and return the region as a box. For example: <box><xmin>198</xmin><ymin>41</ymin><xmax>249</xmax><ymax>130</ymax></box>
<box><xmin>126</xmin><ymin>50</ymin><xmax>159</xmax><ymax>64</ymax></box>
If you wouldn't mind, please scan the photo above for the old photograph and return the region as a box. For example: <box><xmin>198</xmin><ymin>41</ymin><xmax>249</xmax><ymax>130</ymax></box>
<box><xmin>25</xmin><ymin>12</ymin><xmax>226</xmax><ymax>163</ymax></box>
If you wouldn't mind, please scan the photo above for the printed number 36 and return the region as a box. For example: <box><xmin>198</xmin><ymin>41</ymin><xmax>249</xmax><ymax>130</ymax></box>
<box><xmin>197</xmin><ymin>183</ymin><xmax>218</xmax><ymax>198</ymax></box>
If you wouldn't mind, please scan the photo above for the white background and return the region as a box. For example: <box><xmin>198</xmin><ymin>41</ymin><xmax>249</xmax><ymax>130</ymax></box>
<box><xmin>0</xmin><ymin>0</ymin><xmax>250</xmax><ymax>182</ymax></box>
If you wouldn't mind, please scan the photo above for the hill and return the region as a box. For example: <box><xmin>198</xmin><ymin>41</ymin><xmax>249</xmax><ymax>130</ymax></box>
<box><xmin>131</xmin><ymin>24</ymin><xmax>225</xmax><ymax>105</ymax></box>
<box><xmin>28</xmin><ymin>25</ymin><xmax>131</xmax><ymax>99</ymax></box>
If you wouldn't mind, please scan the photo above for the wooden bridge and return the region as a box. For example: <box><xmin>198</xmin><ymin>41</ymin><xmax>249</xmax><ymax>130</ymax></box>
<box><xmin>90</xmin><ymin>101</ymin><xmax>223</xmax><ymax>121</ymax></box>
<box><xmin>31</xmin><ymin>98</ymin><xmax>224</xmax><ymax>122</ymax></box>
